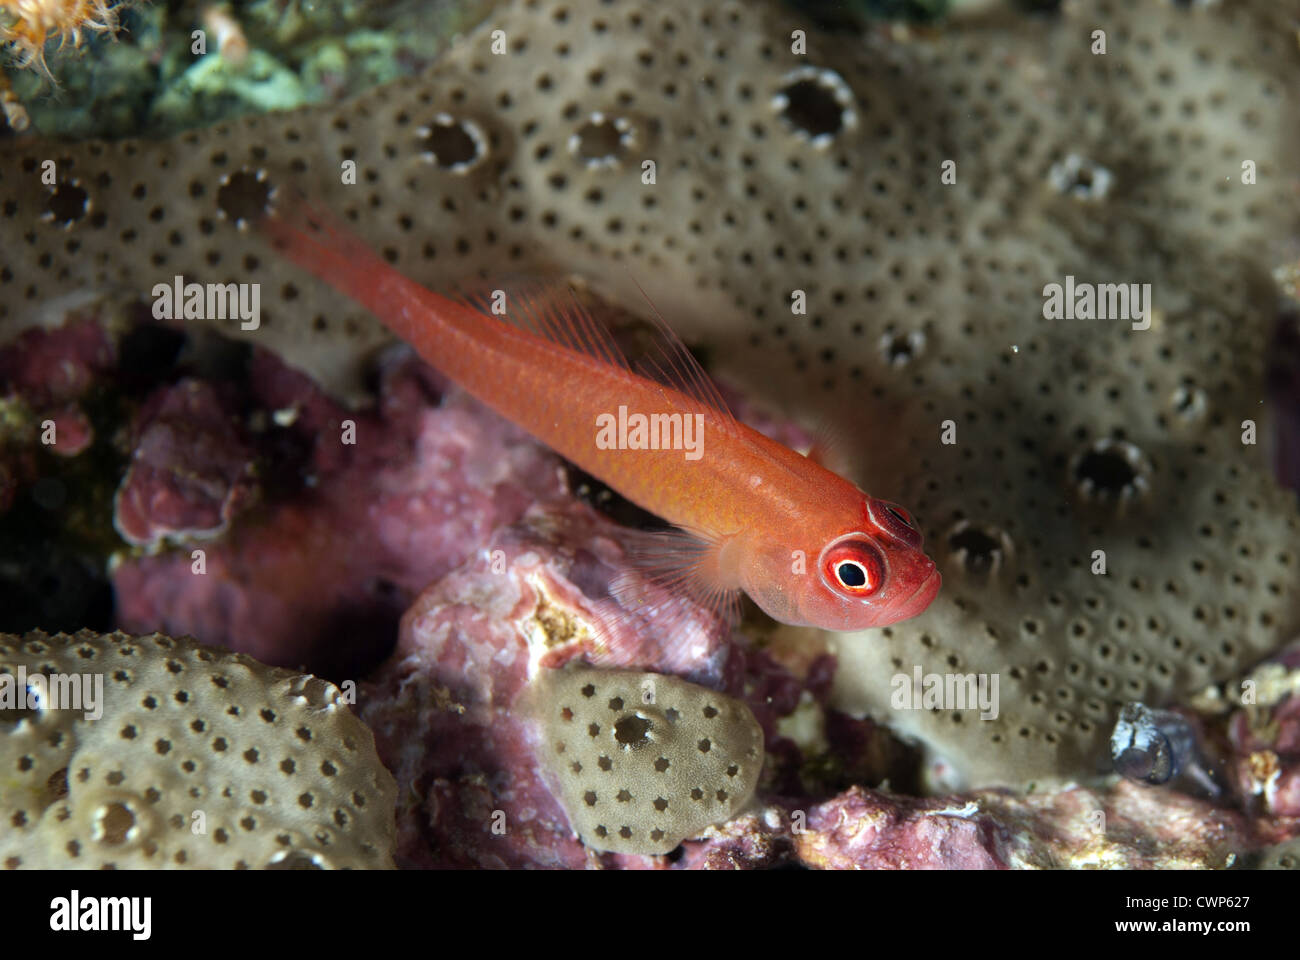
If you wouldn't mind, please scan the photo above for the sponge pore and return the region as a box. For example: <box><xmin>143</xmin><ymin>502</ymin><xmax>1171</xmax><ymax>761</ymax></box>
<box><xmin>530</xmin><ymin>667</ymin><xmax>763</xmax><ymax>856</ymax></box>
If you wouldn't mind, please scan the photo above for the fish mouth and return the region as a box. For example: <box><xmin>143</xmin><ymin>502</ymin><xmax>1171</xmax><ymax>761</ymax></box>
<box><xmin>898</xmin><ymin>567</ymin><xmax>941</xmax><ymax>615</ymax></box>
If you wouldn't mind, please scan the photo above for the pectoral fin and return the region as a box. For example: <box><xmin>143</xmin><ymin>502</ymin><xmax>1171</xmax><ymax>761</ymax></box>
<box><xmin>609</xmin><ymin>525</ymin><xmax>742</xmax><ymax>636</ymax></box>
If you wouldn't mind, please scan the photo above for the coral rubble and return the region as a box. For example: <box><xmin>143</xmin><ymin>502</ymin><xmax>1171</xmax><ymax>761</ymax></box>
<box><xmin>1</xmin><ymin>0</ymin><xmax>1299</xmax><ymax>867</ymax></box>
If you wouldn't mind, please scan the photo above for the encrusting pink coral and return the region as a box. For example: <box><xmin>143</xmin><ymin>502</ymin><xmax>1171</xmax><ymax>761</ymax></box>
<box><xmin>0</xmin><ymin>312</ymin><xmax>114</xmax><ymax>510</ymax></box>
<box><xmin>112</xmin><ymin>378</ymin><xmax>257</xmax><ymax>549</ymax></box>
<box><xmin>112</xmin><ymin>344</ymin><xmax>570</xmax><ymax>676</ymax></box>
<box><xmin>357</xmin><ymin>507</ymin><xmax>780</xmax><ymax>867</ymax></box>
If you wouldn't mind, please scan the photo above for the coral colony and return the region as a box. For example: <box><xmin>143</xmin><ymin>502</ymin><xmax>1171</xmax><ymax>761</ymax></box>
<box><xmin>1</xmin><ymin>0</ymin><xmax>1299</xmax><ymax>870</ymax></box>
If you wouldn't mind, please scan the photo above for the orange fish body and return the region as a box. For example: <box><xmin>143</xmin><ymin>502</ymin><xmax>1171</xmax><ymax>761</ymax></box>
<box><xmin>262</xmin><ymin>208</ymin><xmax>940</xmax><ymax>631</ymax></box>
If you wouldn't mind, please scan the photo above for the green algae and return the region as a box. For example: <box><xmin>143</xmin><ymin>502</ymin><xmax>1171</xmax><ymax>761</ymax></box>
<box><xmin>149</xmin><ymin>48</ymin><xmax>307</xmax><ymax>128</ymax></box>
<box><xmin>5</xmin><ymin>0</ymin><xmax>492</xmax><ymax>140</ymax></box>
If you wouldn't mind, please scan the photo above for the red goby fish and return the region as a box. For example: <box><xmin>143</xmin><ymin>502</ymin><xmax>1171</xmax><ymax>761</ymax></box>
<box><xmin>260</xmin><ymin>206</ymin><xmax>940</xmax><ymax>631</ymax></box>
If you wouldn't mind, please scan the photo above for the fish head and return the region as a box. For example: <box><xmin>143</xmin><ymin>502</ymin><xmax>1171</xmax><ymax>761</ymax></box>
<box><xmin>744</xmin><ymin>495</ymin><xmax>940</xmax><ymax>631</ymax></box>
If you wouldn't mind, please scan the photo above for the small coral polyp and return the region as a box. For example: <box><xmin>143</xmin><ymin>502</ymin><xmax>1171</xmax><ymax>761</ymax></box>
<box><xmin>0</xmin><ymin>0</ymin><xmax>125</xmax><ymax>76</ymax></box>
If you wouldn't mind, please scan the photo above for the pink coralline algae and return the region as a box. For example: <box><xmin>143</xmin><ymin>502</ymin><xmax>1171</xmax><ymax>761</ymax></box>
<box><xmin>112</xmin><ymin>378</ymin><xmax>257</xmax><ymax>548</ymax></box>
<box><xmin>42</xmin><ymin>405</ymin><xmax>94</xmax><ymax>458</ymax></box>
<box><xmin>358</xmin><ymin>507</ymin><xmax>746</xmax><ymax>868</ymax></box>
<box><xmin>794</xmin><ymin>787</ymin><xmax>1008</xmax><ymax>869</ymax></box>
<box><xmin>0</xmin><ymin>313</ymin><xmax>115</xmax><ymax>407</ymax></box>
<box><xmin>0</xmin><ymin>313</ymin><xmax>115</xmax><ymax>509</ymax></box>
<box><xmin>671</xmin><ymin>777</ymin><xmax>1267</xmax><ymax>871</ymax></box>
<box><xmin>1225</xmin><ymin>640</ymin><xmax>1300</xmax><ymax>824</ymax></box>
<box><xmin>112</xmin><ymin>345</ymin><xmax>571</xmax><ymax>675</ymax></box>
<box><xmin>789</xmin><ymin>779</ymin><xmax>1253</xmax><ymax>870</ymax></box>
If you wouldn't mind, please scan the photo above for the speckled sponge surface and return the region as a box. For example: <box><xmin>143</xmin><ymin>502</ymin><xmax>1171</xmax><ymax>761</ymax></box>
<box><xmin>527</xmin><ymin>666</ymin><xmax>763</xmax><ymax>855</ymax></box>
<box><xmin>0</xmin><ymin>630</ymin><xmax>396</xmax><ymax>869</ymax></box>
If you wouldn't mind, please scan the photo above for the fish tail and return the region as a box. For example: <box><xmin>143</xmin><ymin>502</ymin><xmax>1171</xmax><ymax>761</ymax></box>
<box><xmin>258</xmin><ymin>195</ymin><xmax>425</xmax><ymax>334</ymax></box>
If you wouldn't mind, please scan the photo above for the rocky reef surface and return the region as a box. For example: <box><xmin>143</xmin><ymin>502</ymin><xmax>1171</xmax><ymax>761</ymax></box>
<box><xmin>3</xmin><ymin>305</ymin><xmax>1299</xmax><ymax>868</ymax></box>
<box><xmin>2</xmin><ymin>0</ymin><xmax>1300</xmax><ymax>868</ymax></box>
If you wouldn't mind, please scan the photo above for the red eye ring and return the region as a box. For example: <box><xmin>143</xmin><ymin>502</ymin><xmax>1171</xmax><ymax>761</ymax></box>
<box><xmin>821</xmin><ymin>538</ymin><xmax>886</xmax><ymax>598</ymax></box>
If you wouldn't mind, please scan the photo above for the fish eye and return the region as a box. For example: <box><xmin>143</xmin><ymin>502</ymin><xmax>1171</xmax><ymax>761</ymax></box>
<box><xmin>836</xmin><ymin>561</ymin><xmax>868</xmax><ymax>587</ymax></box>
<box><xmin>821</xmin><ymin>538</ymin><xmax>885</xmax><ymax>598</ymax></box>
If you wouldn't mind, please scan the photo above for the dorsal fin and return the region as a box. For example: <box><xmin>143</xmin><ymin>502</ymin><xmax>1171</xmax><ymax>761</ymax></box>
<box><xmin>805</xmin><ymin>414</ymin><xmax>858</xmax><ymax>479</ymax></box>
<box><xmin>451</xmin><ymin>281</ymin><xmax>632</xmax><ymax>373</ymax></box>
<box><xmin>262</xmin><ymin>196</ymin><xmax>734</xmax><ymax>425</ymax></box>
<box><xmin>624</xmin><ymin>273</ymin><xmax>734</xmax><ymax>420</ymax></box>
<box><xmin>455</xmin><ymin>274</ymin><xmax>736</xmax><ymax>422</ymax></box>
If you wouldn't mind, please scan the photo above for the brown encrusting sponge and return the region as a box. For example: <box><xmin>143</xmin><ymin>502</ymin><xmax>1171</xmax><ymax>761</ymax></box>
<box><xmin>0</xmin><ymin>630</ymin><xmax>397</xmax><ymax>869</ymax></box>
<box><xmin>529</xmin><ymin>667</ymin><xmax>763</xmax><ymax>855</ymax></box>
